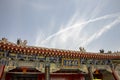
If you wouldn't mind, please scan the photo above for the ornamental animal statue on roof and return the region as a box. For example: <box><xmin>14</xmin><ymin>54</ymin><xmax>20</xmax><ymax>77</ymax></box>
<box><xmin>1</xmin><ymin>37</ymin><xmax>8</xmax><ymax>43</ymax></box>
<box><xmin>79</xmin><ymin>47</ymin><xmax>86</xmax><ymax>52</ymax></box>
<box><xmin>17</xmin><ymin>38</ymin><xmax>27</xmax><ymax>46</ymax></box>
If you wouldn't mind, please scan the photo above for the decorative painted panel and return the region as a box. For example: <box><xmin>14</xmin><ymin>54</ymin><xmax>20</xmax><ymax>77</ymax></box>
<box><xmin>62</xmin><ymin>58</ymin><xmax>80</xmax><ymax>68</ymax></box>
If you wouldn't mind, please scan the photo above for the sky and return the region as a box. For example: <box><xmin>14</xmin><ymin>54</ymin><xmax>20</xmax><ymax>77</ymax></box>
<box><xmin>0</xmin><ymin>0</ymin><xmax>120</xmax><ymax>52</ymax></box>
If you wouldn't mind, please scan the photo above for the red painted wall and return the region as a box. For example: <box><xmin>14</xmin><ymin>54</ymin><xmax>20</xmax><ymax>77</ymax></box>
<box><xmin>38</xmin><ymin>74</ymin><xmax>85</xmax><ymax>80</ymax></box>
<box><xmin>5</xmin><ymin>73</ymin><xmax>85</xmax><ymax>80</ymax></box>
<box><xmin>0</xmin><ymin>65</ymin><xmax>5</xmax><ymax>80</ymax></box>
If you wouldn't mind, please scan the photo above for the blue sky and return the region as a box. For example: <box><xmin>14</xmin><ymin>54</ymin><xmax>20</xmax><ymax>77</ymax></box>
<box><xmin>0</xmin><ymin>0</ymin><xmax>120</xmax><ymax>52</ymax></box>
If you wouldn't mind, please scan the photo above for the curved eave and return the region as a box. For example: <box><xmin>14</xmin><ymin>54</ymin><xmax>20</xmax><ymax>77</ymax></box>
<box><xmin>0</xmin><ymin>41</ymin><xmax>120</xmax><ymax>59</ymax></box>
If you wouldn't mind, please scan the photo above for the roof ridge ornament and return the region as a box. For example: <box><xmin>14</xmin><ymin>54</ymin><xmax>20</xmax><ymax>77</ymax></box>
<box><xmin>17</xmin><ymin>38</ymin><xmax>27</xmax><ymax>46</ymax></box>
<box><xmin>99</xmin><ymin>49</ymin><xmax>104</xmax><ymax>53</ymax></box>
<box><xmin>1</xmin><ymin>37</ymin><xmax>8</xmax><ymax>43</ymax></box>
<box><xmin>79</xmin><ymin>47</ymin><xmax>86</xmax><ymax>52</ymax></box>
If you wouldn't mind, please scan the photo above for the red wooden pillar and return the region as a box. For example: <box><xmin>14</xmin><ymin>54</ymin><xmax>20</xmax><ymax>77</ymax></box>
<box><xmin>0</xmin><ymin>65</ymin><xmax>5</xmax><ymax>80</ymax></box>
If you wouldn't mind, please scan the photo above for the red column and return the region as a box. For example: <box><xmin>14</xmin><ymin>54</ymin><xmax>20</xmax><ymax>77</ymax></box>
<box><xmin>0</xmin><ymin>65</ymin><xmax>5</xmax><ymax>80</ymax></box>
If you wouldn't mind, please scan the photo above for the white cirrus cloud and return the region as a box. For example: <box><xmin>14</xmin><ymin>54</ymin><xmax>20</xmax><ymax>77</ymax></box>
<box><xmin>80</xmin><ymin>17</ymin><xmax>120</xmax><ymax>47</ymax></box>
<box><xmin>36</xmin><ymin>12</ymin><xmax>120</xmax><ymax>50</ymax></box>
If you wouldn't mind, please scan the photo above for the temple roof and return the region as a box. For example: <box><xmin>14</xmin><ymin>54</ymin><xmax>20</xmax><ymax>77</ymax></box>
<box><xmin>0</xmin><ymin>38</ymin><xmax>120</xmax><ymax>59</ymax></box>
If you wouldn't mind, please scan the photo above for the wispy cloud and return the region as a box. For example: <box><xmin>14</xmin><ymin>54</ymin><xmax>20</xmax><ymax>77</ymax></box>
<box><xmin>80</xmin><ymin>17</ymin><xmax>120</xmax><ymax>47</ymax></box>
<box><xmin>36</xmin><ymin>13</ymin><xmax>120</xmax><ymax>46</ymax></box>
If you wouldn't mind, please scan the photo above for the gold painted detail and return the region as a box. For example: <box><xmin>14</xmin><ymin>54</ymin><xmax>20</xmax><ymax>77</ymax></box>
<box><xmin>5</xmin><ymin>66</ymin><xmax>16</xmax><ymax>72</ymax></box>
<box><xmin>0</xmin><ymin>52</ymin><xmax>4</xmax><ymax>57</ymax></box>
<box><xmin>10</xmin><ymin>53</ymin><xmax>16</xmax><ymax>56</ymax></box>
<box><xmin>50</xmin><ymin>63</ymin><xmax>60</xmax><ymax>73</ymax></box>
